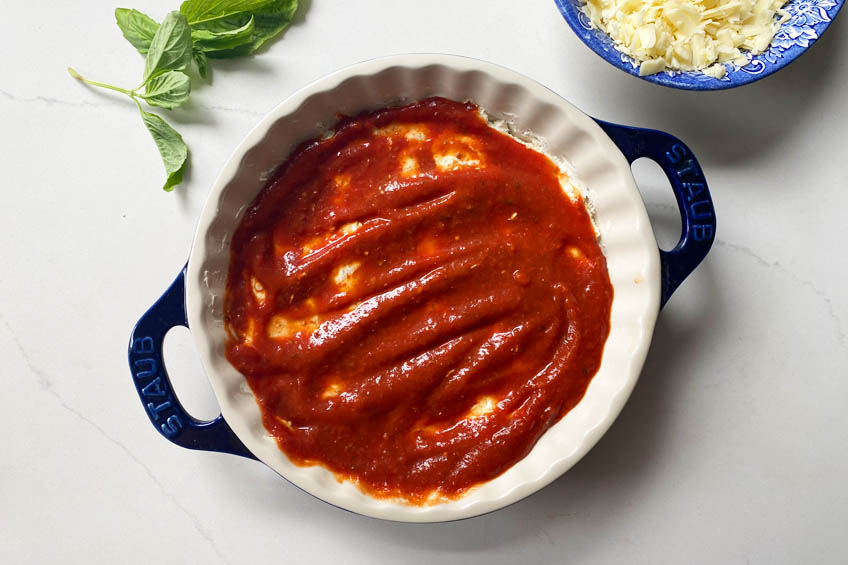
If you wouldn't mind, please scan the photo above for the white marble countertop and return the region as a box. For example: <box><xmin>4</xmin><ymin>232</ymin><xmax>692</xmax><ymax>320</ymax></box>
<box><xmin>2</xmin><ymin>1</ymin><xmax>847</xmax><ymax>563</ymax></box>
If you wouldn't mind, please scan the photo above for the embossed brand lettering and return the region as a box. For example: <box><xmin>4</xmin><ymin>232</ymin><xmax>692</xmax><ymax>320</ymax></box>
<box><xmin>683</xmin><ymin>182</ymin><xmax>706</xmax><ymax>201</ymax></box>
<box><xmin>677</xmin><ymin>159</ymin><xmax>700</xmax><ymax>178</ymax></box>
<box><xmin>666</xmin><ymin>143</ymin><xmax>687</xmax><ymax>164</ymax></box>
<box><xmin>141</xmin><ymin>376</ymin><xmax>167</xmax><ymax>398</ymax></box>
<box><xmin>161</xmin><ymin>415</ymin><xmax>183</xmax><ymax>438</ymax></box>
<box><xmin>146</xmin><ymin>400</ymin><xmax>172</xmax><ymax>421</ymax></box>
<box><xmin>693</xmin><ymin>224</ymin><xmax>714</xmax><ymax>241</ymax></box>
<box><xmin>690</xmin><ymin>200</ymin><xmax>712</xmax><ymax>220</ymax></box>
<box><xmin>132</xmin><ymin>333</ymin><xmax>184</xmax><ymax>439</ymax></box>
<box><xmin>132</xmin><ymin>337</ymin><xmax>155</xmax><ymax>355</ymax></box>
<box><xmin>134</xmin><ymin>358</ymin><xmax>157</xmax><ymax>379</ymax></box>
<box><xmin>660</xmin><ymin>143</ymin><xmax>713</xmax><ymax>245</ymax></box>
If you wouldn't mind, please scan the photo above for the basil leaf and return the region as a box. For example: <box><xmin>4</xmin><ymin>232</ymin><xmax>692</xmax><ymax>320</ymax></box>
<box><xmin>141</xmin><ymin>70</ymin><xmax>191</xmax><ymax>109</ymax></box>
<box><xmin>179</xmin><ymin>0</ymin><xmax>274</xmax><ymax>24</ymax></box>
<box><xmin>115</xmin><ymin>8</ymin><xmax>159</xmax><ymax>54</ymax></box>
<box><xmin>206</xmin><ymin>0</ymin><xmax>298</xmax><ymax>58</ymax></box>
<box><xmin>250</xmin><ymin>0</ymin><xmax>298</xmax><ymax>51</ymax></box>
<box><xmin>143</xmin><ymin>11</ymin><xmax>192</xmax><ymax>82</ymax></box>
<box><xmin>140</xmin><ymin>109</ymin><xmax>188</xmax><ymax>191</ymax></box>
<box><xmin>191</xmin><ymin>15</ymin><xmax>255</xmax><ymax>52</ymax></box>
<box><xmin>192</xmin><ymin>48</ymin><xmax>209</xmax><ymax>79</ymax></box>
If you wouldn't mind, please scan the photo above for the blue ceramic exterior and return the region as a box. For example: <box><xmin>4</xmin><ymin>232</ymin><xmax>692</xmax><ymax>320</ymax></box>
<box><xmin>555</xmin><ymin>0</ymin><xmax>845</xmax><ymax>90</ymax></box>
<box><xmin>127</xmin><ymin>120</ymin><xmax>715</xmax><ymax>488</ymax></box>
<box><xmin>595</xmin><ymin>121</ymin><xmax>715</xmax><ymax>305</ymax></box>
<box><xmin>128</xmin><ymin>270</ymin><xmax>255</xmax><ymax>460</ymax></box>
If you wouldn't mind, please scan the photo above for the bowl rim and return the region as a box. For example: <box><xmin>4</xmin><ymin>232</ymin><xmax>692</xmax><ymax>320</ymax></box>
<box><xmin>554</xmin><ymin>0</ymin><xmax>847</xmax><ymax>90</ymax></box>
<box><xmin>184</xmin><ymin>53</ymin><xmax>661</xmax><ymax>521</ymax></box>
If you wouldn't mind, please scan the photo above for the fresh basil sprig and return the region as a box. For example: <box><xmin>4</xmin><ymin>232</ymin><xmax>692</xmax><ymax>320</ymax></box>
<box><xmin>69</xmin><ymin>11</ymin><xmax>192</xmax><ymax>191</ymax></box>
<box><xmin>68</xmin><ymin>0</ymin><xmax>298</xmax><ymax>191</ymax></box>
<box><xmin>141</xmin><ymin>70</ymin><xmax>192</xmax><ymax>109</ymax></box>
<box><xmin>115</xmin><ymin>8</ymin><xmax>159</xmax><ymax>53</ymax></box>
<box><xmin>143</xmin><ymin>11</ymin><xmax>193</xmax><ymax>81</ymax></box>
<box><xmin>116</xmin><ymin>0</ymin><xmax>299</xmax><ymax>69</ymax></box>
<box><xmin>140</xmin><ymin>108</ymin><xmax>189</xmax><ymax>191</ymax></box>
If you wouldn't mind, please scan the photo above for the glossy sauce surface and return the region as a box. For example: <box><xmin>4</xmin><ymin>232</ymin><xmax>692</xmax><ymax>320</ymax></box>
<box><xmin>225</xmin><ymin>98</ymin><xmax>613</xmax><ymax>503</ymax></box>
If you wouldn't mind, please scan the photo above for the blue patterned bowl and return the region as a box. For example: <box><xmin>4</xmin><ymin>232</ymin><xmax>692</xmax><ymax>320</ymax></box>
<box><xmin>554</xmin><ymin>0</ymin><xmax>845</xmax><ymax>90</ymax></box>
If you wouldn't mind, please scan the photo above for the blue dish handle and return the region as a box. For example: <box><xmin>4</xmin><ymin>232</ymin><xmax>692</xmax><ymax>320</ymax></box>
<box><xmin>128</xmin><ymin>266</ymin><xmax>256</xmax><ymax>459</ymax></box>
<box><xmin>595</xmin><ymin>120</ymin><xmax>716</xmax><ymax>308</ymax></box>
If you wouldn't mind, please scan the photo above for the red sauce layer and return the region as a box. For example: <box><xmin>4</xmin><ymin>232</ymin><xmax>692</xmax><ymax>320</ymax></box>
<box><xmin>224</xmin><ymin>98</ymin><xmax>613</xmax><ymax>503</ymax></box>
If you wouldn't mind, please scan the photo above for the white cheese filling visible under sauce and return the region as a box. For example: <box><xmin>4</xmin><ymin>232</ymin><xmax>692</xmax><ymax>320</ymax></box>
<box><xmin>580</xmin><ymin>0</ymin><xmax>791</xmax><ymax>78</ymax></box>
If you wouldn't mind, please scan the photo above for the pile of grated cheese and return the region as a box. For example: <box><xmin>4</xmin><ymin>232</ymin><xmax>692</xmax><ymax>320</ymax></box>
<box><xmin>580</xmin><ymin>0</ymin><xmax>791</xmax><ymax>78</ymax></box>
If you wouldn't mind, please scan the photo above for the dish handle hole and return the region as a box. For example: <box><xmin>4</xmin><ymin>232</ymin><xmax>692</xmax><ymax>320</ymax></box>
<box><xmin>631</xmin><ymin>157</ymin><xmax>683</xmax><ymax>252</ymax></box>
<box><xmin>163</xmin><ymin>326</ymin><xmax>221</xmax><ymax>421</ymax></box>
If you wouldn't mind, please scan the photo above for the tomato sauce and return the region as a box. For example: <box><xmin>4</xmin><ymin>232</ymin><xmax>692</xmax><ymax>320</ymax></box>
<box><xmin>224</xmin><ymin>98</ymin><xmax>613</xmax><ymax>503</ymax></box>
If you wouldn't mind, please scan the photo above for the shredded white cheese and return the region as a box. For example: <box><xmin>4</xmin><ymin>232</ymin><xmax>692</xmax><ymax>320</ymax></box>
<box><xmin>580</xmin><ymin>0</ymin><xmax>792</xmax><ymax>77</ymax></box>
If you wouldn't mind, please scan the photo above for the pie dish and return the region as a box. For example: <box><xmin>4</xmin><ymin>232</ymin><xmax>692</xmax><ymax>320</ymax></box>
<box><xmin>127</xmin><ymin>54</ymin><xmax>716</xmax><ymax>522</ymax></box>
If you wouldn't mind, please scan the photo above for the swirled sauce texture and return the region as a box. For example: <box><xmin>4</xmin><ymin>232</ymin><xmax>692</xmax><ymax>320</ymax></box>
<box><xmin>225</xmin><ymin>98</ymin><xmax>613</xmax><ymax>503</ymax></box>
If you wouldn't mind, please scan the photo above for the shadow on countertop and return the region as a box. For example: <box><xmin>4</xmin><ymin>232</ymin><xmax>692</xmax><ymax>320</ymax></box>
<box><xmin>571</xmin><ymin>12</ymin><xmax>847</xmax><ymax>169</ymax></box>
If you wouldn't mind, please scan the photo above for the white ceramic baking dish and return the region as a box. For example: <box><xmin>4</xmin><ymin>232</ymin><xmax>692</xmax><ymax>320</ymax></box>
<box><xmin>128</xmin><ymin>54</ymin><xmax>715</xmax><ymax>522</ymax></box>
